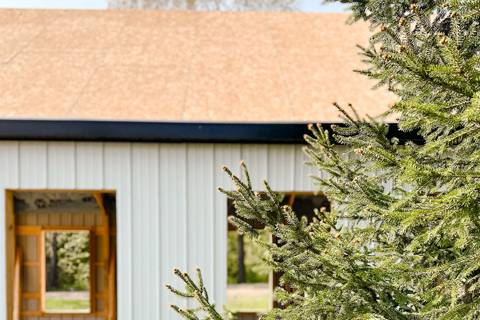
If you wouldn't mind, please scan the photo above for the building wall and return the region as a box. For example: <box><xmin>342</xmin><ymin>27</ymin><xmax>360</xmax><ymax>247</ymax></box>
<box><xmin>0</xmin><ymin>141</ymin><xmax>324</xmax><ymax>320</ymax></box>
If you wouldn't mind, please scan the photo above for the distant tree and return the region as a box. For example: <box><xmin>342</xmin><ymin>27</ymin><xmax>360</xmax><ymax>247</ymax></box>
<box><xmin>46</xmin><ymin>233</ymin><xmax>59</xmax><ymax>289</ymax></box>
<box><xmin>236</xmin><ymin>234</ymin><xmax>246</xmax><ymax>284</ymax></box>
<box><xmin>108</xmin><ymin>0</ymin><xmax>295</xmax><ymax>11</ymax></box>
<box><xmin>227</xmin><ymin>230</ymin><xmax>269</xmax><ymax>284</ymax></box>
<box><xmin>46</xmin><ymin>232</ymin><xmax>90</xmax><ymax>291</ymax></box>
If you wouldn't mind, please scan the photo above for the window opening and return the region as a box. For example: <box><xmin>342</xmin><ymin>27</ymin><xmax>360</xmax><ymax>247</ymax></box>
<box><xmin>5</xmin><ymin>190</ymin><xmax>117</xmax><ymax>320</ymax></box>
<box><xmin>44</xmin><ymin>230</ymin><xmax>91</xmax><ymax>313</ymax></box>
<box><xmin>226</xmin><ymin>192</ymin><xmax>330</xmax><ymax>319</ymax></box>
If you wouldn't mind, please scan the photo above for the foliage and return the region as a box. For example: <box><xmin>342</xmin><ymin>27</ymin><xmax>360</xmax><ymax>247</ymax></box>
<box><xmin>166</xmin><ymin>268</ymin><xmax>232</xmax><ymax>319</ymax></box>
<box><xmin>45</xmin><ymin>232</ymin><xmax>90</xmax><ymax>291</ymax></box>
<box><xmin>109</xmin><ymin>0</ymin><xmax>295</xmax><ymax>11</ymax></box>
<box><xmin>168</xmin><ymin>1</ymin><xmax>480</xmax><ymax>319</ymax></box>
<box><xmin>227</xmin><ymin>230</ymin><xmax>269</xmax><ymax>284</ymax></box>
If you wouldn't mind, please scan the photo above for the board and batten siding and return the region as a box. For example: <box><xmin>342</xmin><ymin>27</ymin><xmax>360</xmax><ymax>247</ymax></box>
<box><xmin>0</xmin><ymin>141</ymin><xmax>320</xmax><ymax>320</ymax></box>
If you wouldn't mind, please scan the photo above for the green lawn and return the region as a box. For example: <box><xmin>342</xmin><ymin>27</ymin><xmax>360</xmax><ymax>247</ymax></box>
<box><xmin>225</xmin><ymin>295</ymin><xmax>269</xmax><ymax>313</ymax></box>
<box><xmin>45</xmin><ymin>298</ymin><xmax>90</xmax><ymax>311</ymax></box>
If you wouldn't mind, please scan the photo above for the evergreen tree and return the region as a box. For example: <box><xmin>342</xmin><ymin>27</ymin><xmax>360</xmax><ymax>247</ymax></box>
<box><xmin>167</xmin><ymin>1</ymin><xmax>480</xmax><ymax>319</ymax></box>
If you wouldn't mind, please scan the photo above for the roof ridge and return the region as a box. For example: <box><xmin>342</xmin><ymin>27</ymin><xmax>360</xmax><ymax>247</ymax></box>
<box><xmin>0</xmin><ymin>8</ymin><xmax>351</xmax><ymax>16</ymax></box>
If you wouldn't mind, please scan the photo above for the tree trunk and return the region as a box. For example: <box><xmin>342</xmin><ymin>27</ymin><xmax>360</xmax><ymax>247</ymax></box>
<box><xmin>51</xmin><ymin>233</ymin><xmax>59</xmax><ymax>289</ymax></box>
<box><xmin>237</xmin><ymin>234</ymin><xmax>246</xmax><ymax>283</ymax></box>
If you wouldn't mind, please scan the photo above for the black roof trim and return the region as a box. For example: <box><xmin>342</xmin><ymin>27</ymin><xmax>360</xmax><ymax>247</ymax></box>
<box><xmin>0</xmin><ymin>120</ymin><xmax>422</xmax><ymax>144</ymax></box>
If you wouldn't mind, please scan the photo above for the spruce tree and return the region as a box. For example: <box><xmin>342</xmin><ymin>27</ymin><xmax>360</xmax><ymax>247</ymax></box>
<box><xmin>167</xmin><ymin>1</ymin><xmax>480</xmax><ymax>319</ymax></box>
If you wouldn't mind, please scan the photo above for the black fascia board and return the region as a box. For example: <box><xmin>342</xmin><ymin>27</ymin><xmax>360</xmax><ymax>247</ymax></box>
<box><xmin>0</xmin><ymin>120</ymin><xmax>423</xmax><ymax>144</ymax></box>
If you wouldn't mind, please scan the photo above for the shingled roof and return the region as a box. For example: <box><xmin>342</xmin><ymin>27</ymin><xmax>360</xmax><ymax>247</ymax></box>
<box><xmin>0</xmin><ymin>9</ymin><xmax>396</xmax><ymax>122</ymax></box>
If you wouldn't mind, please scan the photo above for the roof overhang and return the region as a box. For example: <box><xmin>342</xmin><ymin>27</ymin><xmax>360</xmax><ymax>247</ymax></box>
<box><xmin>0</xmin><ymin>120</ymin><xmax>421</xmax><ymax>144</ymax></box>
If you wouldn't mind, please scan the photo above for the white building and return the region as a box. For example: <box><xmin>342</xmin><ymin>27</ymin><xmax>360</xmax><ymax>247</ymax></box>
<box><xmin>0</xmin><ymin>9</ymin><xmax>397</xmax><ymax>320</ymax></box>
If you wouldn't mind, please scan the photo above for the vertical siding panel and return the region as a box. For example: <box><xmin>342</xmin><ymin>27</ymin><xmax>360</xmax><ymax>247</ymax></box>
<box><xmin>0</xmin><ymin>142</ymin><xmax>19</xmax><ymax>188</ymax></box>
<box><xmin>19</xmin><ymin>142</ymin><xmax>47</xmax><ymax>189</ymax></box>
<box><xmin>104</xmin><ymin>143</ymin><xmax>132</xmax><ymax>320</ymax></box>
<box><xmin>76</xmin><ymin>143</ymin><xmax>104</xmax><ymax>189</ymax></box>
<box><xmin>240</xmin><ymin>144</ymin><xmax>268</xmax><ymax>191</ymax></box>
<box><xmin>131</xmin><ymin>144</ymin><xmax>160</xmax><ymax>320</ymax></box>
<box><xmin>213</xmin><ymin>145</ymin><xmax>241</xmax><ymax>309</ymax></box>
<box><xmin>186</xmin><ymin>144</ymin><xmax>215</xmax><ymax>308</ymax></box>
<box><xmin>18</xmin><ymin>142</ymin><xmax>47</xmax><ymax>226</ymax></box>
<box><xmin>0</xmin><ymin>141</ymin><xmax>19</xmax><ymax>320</ymax></box>
<box><xmin>47</xmin><ymin>142</ymin><xmax>75</xmax><ymax>189</ymax></box>
<box><xmin>294</xmin><ymin>145</ymin><xmax>316</xmax><ymax>192</ymax></box>
<box><xmin>159</xmin><ymin>144</ymin><xmax>188</xmax><ymax>319</ymax></box>
<box><xmin>267</xmin><ymin>145</ymin><xmax>295</xmax><ymax>191</ymax></box>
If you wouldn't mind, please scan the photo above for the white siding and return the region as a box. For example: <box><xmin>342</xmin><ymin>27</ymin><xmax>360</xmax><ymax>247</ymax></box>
<box><xmin>0</xmin><ymin>142</ymin><xmax>19</xmax><ymax>320</ymax></box>
<box><xmin>213</xmin><ymin>145</ymin><xmax>241</xmax><ymax>309</ymax></box>
<box><xmin>0</xmin><ymin>141</ymin><xmax>318</xmax><ymax>320</ymax></box>
<box><xmin>132</xmin><ymin>144</ymin><xmax>160</xmax><ymax>319</ymax></box>
<box><xmin>75</xmin><ymin>142</ymin><xmax>104</xmax><ymax>189</ymax></box>
<box><xmin>267</xmin><ymin>144</ymin><xmax>295</xmax><ymax>191</ymax></box>
<box><xmin>240</xmin><ymin>144</ymin><xmax>268</xmax><ymax>190</ymax></box>
<box><xmin>47</xmin><ymin>142</ymin><xmax>76</xmax><ymax>188</ymax></box>
<box><xmin>104</xmin><ymin>143</ymin><xmax>132</xmax><ymax>320</ymax></box>
<box><xmin>19</xmin><ymin>142</ymin><xmax>47</xmax><ymax>188</ymax></box>
<box><xmin>294</xmin><ymin>144</ymin><xmax>317</xmax><ymax>191</ymax></box>
<box><xmin>186</xmin><ymin>144</ymin><xmax>215</xmax><ymax>309</ymax></box>
<box><xmin>159</xmin><ymin>144</ymin><xmax>188</xmax><ymax>318</ymax></box>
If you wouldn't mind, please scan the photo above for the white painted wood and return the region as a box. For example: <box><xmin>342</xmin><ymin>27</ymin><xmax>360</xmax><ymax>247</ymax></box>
<box><xmin>131</xmin><ymin>144</ymin><xmax>160</xmax><ymax>320</ymax></box>
<box><xmin>159</xmin><ymin>144</ymin><xmax>188</xmax><ymax>319</ymax></box>
<box><xmin>0</xmin><ymin>140</ymin><xmax>325</xmax><ymax>320</ymax></box>
<box><xmin>213</xmin><ymin>145</ymin><xmax>241</xmax><ymax>309</ymax></box>
<box><xmin>47</xmin><ymin>142</ymin><xmax>75</xmax><ymax>188</ymax></box>
<box><xmin>294</xmin><ymin>145</ymin><xmax>316</xmax><ymax>191</ymax></box>
<box><xmin>240</xmin><ymin>144</ymin><xmax>268</xmax><ymax>190</ymax></box>
<box><xmin>0</xmin><ymin>141</ymin><xmax>19</xmax><ymax>320</ymax></box>
<box><xmin>75</xmin><ymin>142</ymin><xmax>104</xmax><ymax>189</ymax></box>
<box><xmin>103</xmin><ymin>143</ymin><xmax>132</xmax><ymax>320</ymax></box>
<box><xmin>268</xmin><ymin>145</ymin><xmax>295</xmax><ymax>191</ymax></box>
<box><xmin>19</xmin><ymin>142</ymin><xmax>47</xmax><ymax>189</ymax></box>
<box><xmin>186</xmin><ymin>144</ymin><xmax>215</xmax><ymax>308</ymax></box>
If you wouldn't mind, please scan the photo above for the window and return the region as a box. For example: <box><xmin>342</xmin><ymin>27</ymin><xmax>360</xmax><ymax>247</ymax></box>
<box><xmin>226</xmin><ymin>228</ymin><xmax>270</xmax><ymax>314</ymax></box>
<box><xmin>5</xmin><ymin>190</ymin><xmax>117</xmax><ymax>319</ymax></box>
<box><xmin>43</xmin><ymin>230</ymin><xmax>91</xmax><ymax>313</ymax></box>
<box><xmin>226</xmin><ymin>192</ymin><xmax>330</xmax><ymax>319</ymax></box>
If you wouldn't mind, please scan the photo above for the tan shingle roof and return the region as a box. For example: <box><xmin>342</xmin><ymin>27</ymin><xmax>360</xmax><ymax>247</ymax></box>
<box><xmin>0</xmin><ymin>9</ymin><xmax>396</xmax><ymax>122</ymax></box>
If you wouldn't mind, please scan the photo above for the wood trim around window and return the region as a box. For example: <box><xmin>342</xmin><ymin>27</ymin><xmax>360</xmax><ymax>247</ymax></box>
<box><xmin>5</xmin><ymin>190</ymin><xmax>117</xmax><ymax>319</ymax></box>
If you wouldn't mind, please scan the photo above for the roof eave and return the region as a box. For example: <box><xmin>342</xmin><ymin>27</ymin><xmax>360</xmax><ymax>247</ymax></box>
<box><xmin>0</xmin><ymin>119</ymin><xmax>421</xmax><ymax>144</ymax></box>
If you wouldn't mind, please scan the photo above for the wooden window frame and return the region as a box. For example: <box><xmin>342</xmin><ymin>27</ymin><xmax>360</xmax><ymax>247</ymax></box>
<box><xmin>5</xmin><ymin>189</ymin><xmax>117</xmax><ymax>320</ymax></box>
<box><xmin>40</xmin><ymin>227</ymin><xmax>96</xmax><ymax>317</ymax></box>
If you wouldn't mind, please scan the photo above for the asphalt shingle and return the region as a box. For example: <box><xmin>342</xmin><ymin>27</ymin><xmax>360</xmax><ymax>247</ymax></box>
<box><xmin>0</xmin><ymin>9</ymin><xmax>396</xmax><ymax>122</ymax></box>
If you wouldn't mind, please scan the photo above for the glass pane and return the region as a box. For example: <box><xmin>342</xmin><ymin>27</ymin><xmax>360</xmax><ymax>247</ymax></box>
<box><xmin>44</xmin><ymin>231</ymin><xmax>90</xmax><ymax>313</ymax></box>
